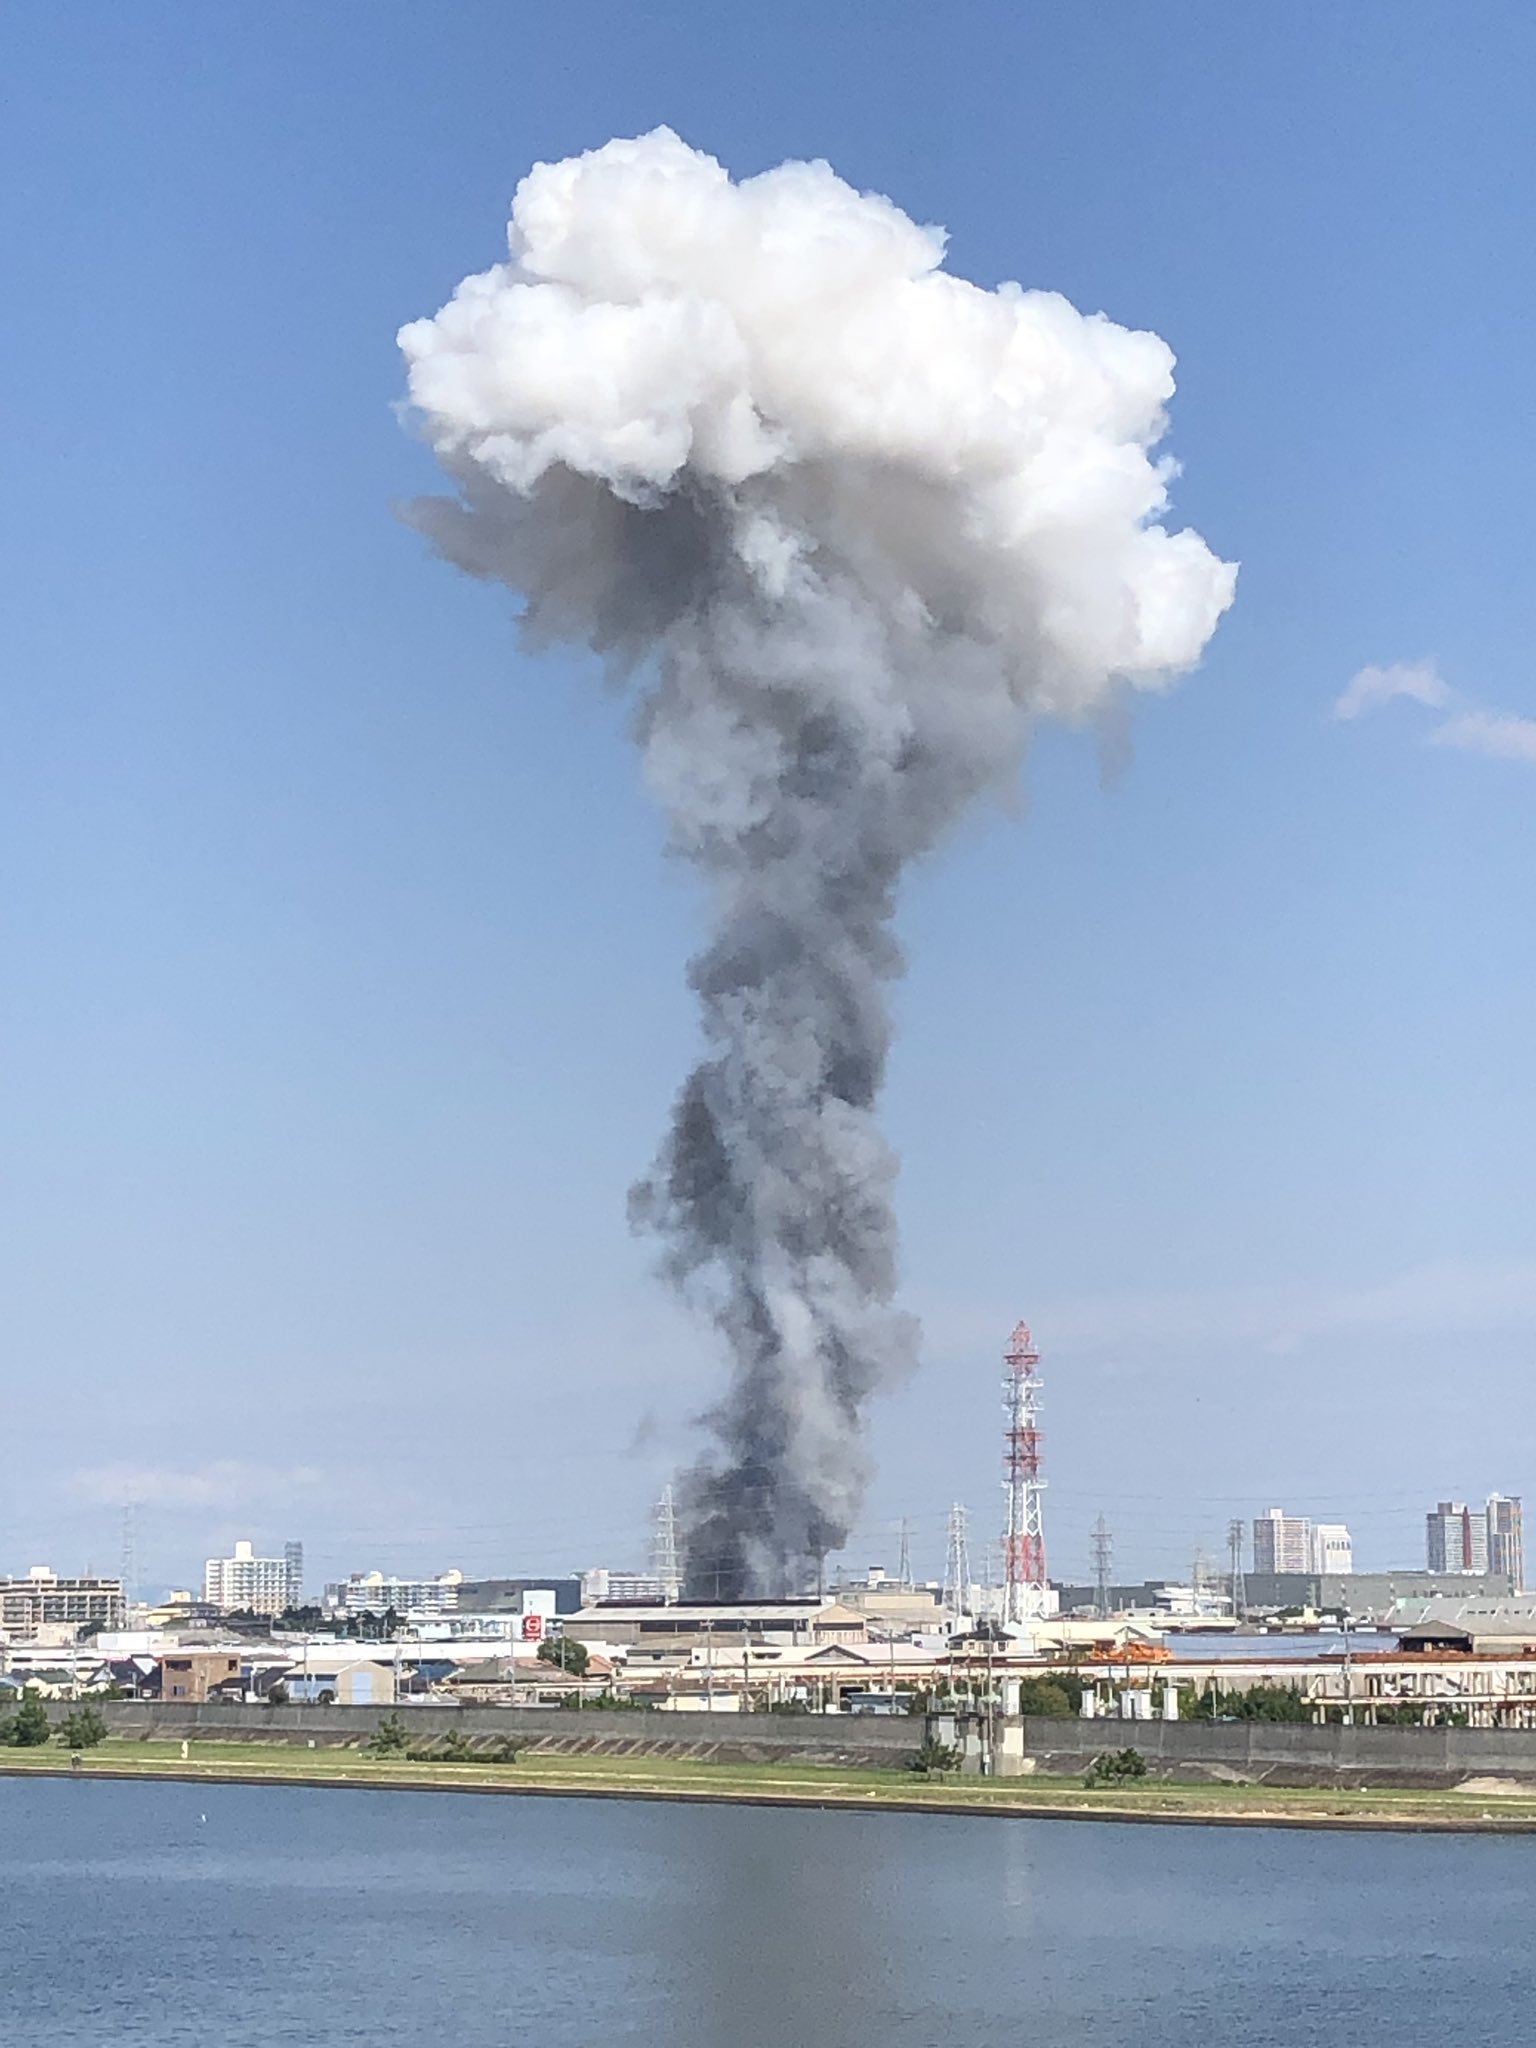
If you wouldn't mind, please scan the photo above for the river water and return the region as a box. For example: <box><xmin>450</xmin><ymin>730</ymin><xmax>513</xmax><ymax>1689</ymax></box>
<box><xmin>2</xmin><ymin>1777</ymin><xmax>1532</xmax><ymax>2045</ymax></box>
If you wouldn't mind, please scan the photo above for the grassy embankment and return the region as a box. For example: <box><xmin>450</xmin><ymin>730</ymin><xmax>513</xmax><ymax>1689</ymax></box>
<box><xmin>5</xmin><ymin>1739</ymin><xmax>1536</xmax><ymax>1830</ymax></box>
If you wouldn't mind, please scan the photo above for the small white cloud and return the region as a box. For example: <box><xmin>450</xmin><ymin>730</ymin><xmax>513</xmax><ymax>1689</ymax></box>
<box><xmin>1430</xmin><ymin>710</ymin><xmax>1536</xmax><ymax>765</ymax></box>
<box><xmin>70</xmin><ymin>1460</ymin><xmax>325</xmax><ymax>1510</ymax></box>
<box><xmin>1332</xmin><ymin>659</ymin><xmax>1449</xmax><ymax>721</ymax></box>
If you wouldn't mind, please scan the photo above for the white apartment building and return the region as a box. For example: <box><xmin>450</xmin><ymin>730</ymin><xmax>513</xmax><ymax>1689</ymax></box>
<box><xmin>324</xmin><ymin>1569</ymin><xmax>462</xmax><ymax>1618</ymax></box>
<box><xmin>1311</xmin><ymin>1524</ymin><xmax>1354</xmax><ymax>1574</ymax></box>
<box><xmin>204</xmin><ymin>1540</ymin><xmax>302</xmax><ymax>1618</ymax></box>
<box><xmin>0</xmin><ymin>1567</ymin><xmax>125</xmax><ymax>1641</ymax></box>
<box><xmin>1252</xmin><ymin>1509</ymin><xmax>1353</xmax><ymax>1577</ymax></box>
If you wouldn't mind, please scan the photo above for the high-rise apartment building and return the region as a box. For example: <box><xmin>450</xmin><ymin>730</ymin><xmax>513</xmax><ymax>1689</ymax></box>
<box><xmin>1425</xmin><ymin>1496</ymin><xmax>1523</xmax><ymax>1585</ymax></box>
<box><xmin>1487</xmin><ymin>1495</ymin><xmax>1525</xmax><ymax>1590</ymax></box>
<box><xmin>0</xmin><ymin>1567</ymin><xmax>125</xmax><ymax>1641</ymax></box>
<box><xmin>1310</xmin><ymin>1524</ymin><xmax>1353</xmax><ymax>1575</ymax></box>
<box><xmin>1425</xmin><ymin>1502</ymin><xmax>1489</xmax><ymax>1574</ymax></box>
<box><xmin>1252</xmin><ymin>1509</ymin><xmax>1353</xmax><ymax>1577</ymax></box>
<box><xmin>1253</xmin><ymin>1509</ymin><xmax>1312</xmax><ymax>1575</ymax></box>
<box><xmin>204</xmin><ymin>1539</ymin><xmax>302</xmax><ymax>1617</ymax></box>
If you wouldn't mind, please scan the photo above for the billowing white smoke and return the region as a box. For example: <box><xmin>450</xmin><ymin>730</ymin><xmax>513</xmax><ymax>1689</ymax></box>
<box><xmin>400</xmin><ymin>129</ymin><xmax>1235</xmax><ymax>1596</ymax></box>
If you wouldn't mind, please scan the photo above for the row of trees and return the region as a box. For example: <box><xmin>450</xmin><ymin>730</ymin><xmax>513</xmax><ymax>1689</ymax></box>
<box><xmin>0</xmin><ymin>1693</ymin><xmax>108</xmax><ymax>1749</ymax></box>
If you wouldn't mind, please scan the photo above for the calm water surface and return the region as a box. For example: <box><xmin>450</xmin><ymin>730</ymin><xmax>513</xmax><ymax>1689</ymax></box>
<box><xmin>2</xmin><ymin>1777</ymin><xmax>1533</xmax><ymax>2045</ymax></box>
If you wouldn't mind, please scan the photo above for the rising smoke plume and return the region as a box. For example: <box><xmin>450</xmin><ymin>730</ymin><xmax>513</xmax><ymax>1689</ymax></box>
<box><xmin>399</xmin><ymin>130</ymin><xmax>1235</xmax><ymax>1597</ymax></box>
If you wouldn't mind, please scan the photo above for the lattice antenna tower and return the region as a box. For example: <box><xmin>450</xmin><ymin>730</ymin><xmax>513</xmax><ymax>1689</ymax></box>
<box><xmin>1091</xmin><ymin>1512</ymin><xmax>1113</xmax><ymax>1620</ymax></box>
<box><xmin>652</xmin><ymin>1484</ymin><xmax>683</xmax><ymax>1603</ymax></box>
<box><xmin>1002</xmin><ymin>1320</ymin><xmax>1048</xmax><ymax>1625</ymax></box>
<box><xmin>120</xmin><ymin>1501</ymin><xmax>138</xmax><ymax>1617</ymax></box>
<box><xmin>943</xmin><ymin>1502</ymin><xmax>972</xmax><ymax>1618</ymax></box>
<box><xmin>896</xmin><ymin>1517</ymin><xmax>913</xmax><ymax>1590</ymax></box>
<box><xmin>1227</xmin><ymin>1517</ymin><xmax>1247</xmax><ymax>1622</ymax></box>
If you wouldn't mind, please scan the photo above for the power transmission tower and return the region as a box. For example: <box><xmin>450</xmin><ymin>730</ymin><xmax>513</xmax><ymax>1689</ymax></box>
<box><xmin>1001</xmin><ymin>1321</ymin><xmax>1048</xmax><ymax>1624</ymax></box>
<box><xmin>896</xmin><ymin>1517</ymin><xmax>913</xmax><ymax>1590</ymax></box>
<box><xmin>1227</xmin><ymin>1517</ymin><xmax>1247</xmax><ymax>1623</ymax></box>
<box><xmin>943</xmin><ymin>1503</ymin><xmax>972</xmax><ymax>1619</ymax></box>
<box><xmin>1091</xmin><ymin>1512</ymin><xmax>1114</xmax><ymax>1619</ymax></box>
<box><xmin>652</xmin><ymin>1484</ymin><xmax>682</xmax><ymax>1603</ymax></box>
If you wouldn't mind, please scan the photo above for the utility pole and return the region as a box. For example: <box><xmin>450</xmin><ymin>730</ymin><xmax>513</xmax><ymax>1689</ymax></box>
<box><xmin>1091</xmin><ymin>1513</ymin><xmax>1114</xmax><ymax>1620</ymax></box>
<box><xmin>1227</xmin><ymin>1518</ymin><xmax>1247</xmax><ymax>1625</ymax></box>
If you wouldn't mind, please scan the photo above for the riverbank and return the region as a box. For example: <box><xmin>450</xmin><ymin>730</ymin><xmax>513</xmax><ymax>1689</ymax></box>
<box><xmin>7</xmin><ymin>1740</ymin><xmax>1536</xmax><ymax>1831</ymax></box>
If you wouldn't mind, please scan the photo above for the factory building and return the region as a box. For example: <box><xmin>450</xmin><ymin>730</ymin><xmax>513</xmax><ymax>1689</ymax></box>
<box><xmin>1245</xmin><ymin>1568</ymin><xmax>1518</xmax><ymax>1616</ymax></box>
<box><xmin>563</xmin><ymin>1596</ymin><xmax>850</xmax><ymax>1653</ymax></box>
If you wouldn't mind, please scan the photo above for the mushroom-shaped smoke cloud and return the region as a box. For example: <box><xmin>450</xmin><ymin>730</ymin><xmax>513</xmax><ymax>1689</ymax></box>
<box><xmin>399</xmin><ymin>129</ymin><xmax>1235</xmax><ymax>1598</ymax></box>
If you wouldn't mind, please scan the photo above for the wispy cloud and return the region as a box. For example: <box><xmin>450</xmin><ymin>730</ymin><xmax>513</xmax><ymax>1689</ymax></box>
<box><xmin>1332</xmin><ymin>660</ymin><xmax>1449</xmax><ymax>721</ymax></box>
<box><xmin>69</xmin><ymin>1460</ymin><xmax>325</xmax><ymax>1511</ymax></box>
<box><xmin>1334</xmin><ymin>659</ymin><xmax>1535</xmax><ymax>769</ymax></box>
<box><xmin>1430</xmin><ymin>710</ymin><xmax>1536</xmax><ymax>765</ymax></box>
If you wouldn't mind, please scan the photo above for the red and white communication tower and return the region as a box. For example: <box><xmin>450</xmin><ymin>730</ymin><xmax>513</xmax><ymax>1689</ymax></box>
<box><xmin>1001</xmin><ymin>1319</ymin><xmax>1048</xmax><ymax>1625</ymax></box>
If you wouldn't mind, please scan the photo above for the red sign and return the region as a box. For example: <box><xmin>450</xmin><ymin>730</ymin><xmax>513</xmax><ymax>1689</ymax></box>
<box><xmin>521</xmin><ymin>1613</ymin><xmax>544</xmax><ymax>1641</ymax></box>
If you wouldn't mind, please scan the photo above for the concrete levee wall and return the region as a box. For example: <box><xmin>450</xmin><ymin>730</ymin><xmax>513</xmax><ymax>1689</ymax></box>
<box><xmin>88</xmin><ymin>1701</ymin><xmax>924</xmax><ymax>1769</ymax></box>
<box><xmin>1021</xmin><ymin>1715</ymin><xmax>1536</xmax><ymax>1786</ymax></box>
<box><xmin>55</xmin><ymin>1702</ymin><xmax>1536</xmax><ymax>1784</ymax></box>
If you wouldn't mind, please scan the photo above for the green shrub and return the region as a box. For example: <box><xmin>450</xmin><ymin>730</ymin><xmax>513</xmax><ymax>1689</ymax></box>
<box><xmin>910</xmin><ymin>1736</ymin><xmax>963</xmax><ymax>1776</ymax></box>
<box><xmin>1015</xmin><ymin>1678</ymin><xmax>1076</xmax><ymax>1718</ymax></box>
<box><xmin>7</xmin><ymin>1691</ymin><xmax>52</xmax><ymax>1748</ymax></box>
<box><xmin>58</xmin><ymin>1704</ymin><xmax>107</xmax><ymax>1749</ymax></box>
<box><xmin>368</xmin><ymin>1712</ymin><xmax>411</xmax><ymax>1757</ymax></box>
<box><xmin>1190</xmin><ymin>1680</ymin><xmax>1312</xmax><ymax>1724</ymax></box>
<box><xmin>1084</xmin><ymin>1747</ymin><xmax>1148</xmax><ymax>1787</ymax></box>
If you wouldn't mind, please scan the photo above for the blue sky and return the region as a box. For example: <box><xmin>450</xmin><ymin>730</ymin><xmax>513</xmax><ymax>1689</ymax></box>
<box><xmin>1</xmin><ymin>4</ymin><xmax>1531</xmax><ymax>1595</ymax></box>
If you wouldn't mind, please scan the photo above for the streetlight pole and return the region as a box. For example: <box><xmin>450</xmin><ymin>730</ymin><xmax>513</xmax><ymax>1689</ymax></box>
<box><xmin>1341</xmin><ymin>1618</ymin><xmax>1354</xmax><ymax>1727</ymax></box>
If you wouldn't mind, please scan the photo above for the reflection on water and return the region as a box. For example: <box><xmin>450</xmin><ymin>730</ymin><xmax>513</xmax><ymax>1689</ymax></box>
<box><xmin>1</xmin><ymin>1778</ymin><xmax>1532</xmax><ymax>2046</ymax></box>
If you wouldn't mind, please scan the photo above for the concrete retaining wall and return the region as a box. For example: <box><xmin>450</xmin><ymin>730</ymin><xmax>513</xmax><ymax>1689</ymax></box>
<box><xmin>89</xmin><ymin>1701</ymin><xmax>924</xmax><ymax>1769</ymax></box>
<box><xmin>1021</xmin><ymin>1715</ymin><xmax>1536</xmax><ymax>1787</ymax></box>
<box><xmin>60</xmin><ymin>1702</ymin><xmax>1536</xmax><ymax>1785</ymax></box>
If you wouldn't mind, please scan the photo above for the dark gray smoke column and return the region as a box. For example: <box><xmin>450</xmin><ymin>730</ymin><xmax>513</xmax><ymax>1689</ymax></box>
<box><xmin>399</xmin><ymin>130</ymin><xmax>1235</xmax><ymax>1597</ymax></box>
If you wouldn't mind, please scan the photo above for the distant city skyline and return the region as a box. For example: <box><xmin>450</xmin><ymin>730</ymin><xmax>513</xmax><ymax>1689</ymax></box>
<box><xmin>1</xmin><ymin>7</ymin><xmax>1531</xmax><ymax>1592</ymax></box>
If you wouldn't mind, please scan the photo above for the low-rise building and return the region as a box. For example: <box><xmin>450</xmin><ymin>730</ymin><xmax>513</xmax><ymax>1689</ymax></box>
<box><xmin>453</xmin><ymin>1577</ymin><xmax>584</xmax><ymax>1617</ymax></box>
<box><xmin>564</xmin><ymin>1597</ymin><xmax>832</xmax><ymax>1652</ymax></box>
<box><xmin>159</xmin><ymin>1651</ymin><xmax>243</xmax><ymax>1703</ymax></box>
<box><xmin>287</xmin><ymin>1660</ymin><xmax>397</xmax><ymax>1706</ymax></box>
